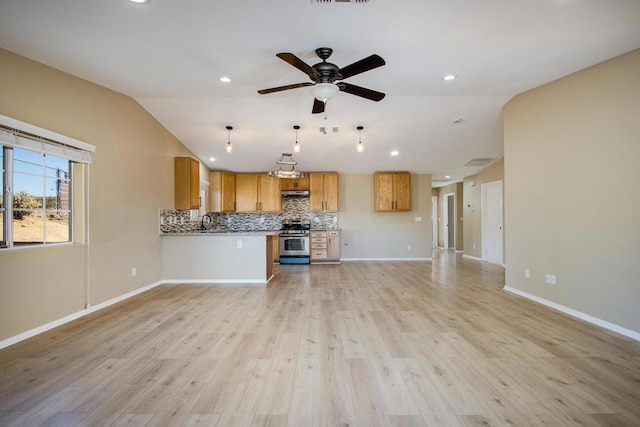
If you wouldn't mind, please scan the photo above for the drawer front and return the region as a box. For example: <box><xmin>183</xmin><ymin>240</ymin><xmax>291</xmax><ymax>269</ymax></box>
<box><xmin>311</xmin><ymin>250</ymin><xmax>327</xmax><ymax>259</ymax></box>
<box><xmin>311</xmin><ymin>243</ymin><xmax>327</xmax><ymax>249</ymax></box>
<box><xmin>328</xmin><ymin>231</ymin><xmax>340</xmax><ymax>237</ymax></box>
<box><xmin>311</xmin><ymin>237</ymin><xmax>326</xmax><ymax>244</ymax></box>
<box><xmin>310</xmin><ymin>231</ymin><xmax>326</xmax><ymax>238</ymax></box>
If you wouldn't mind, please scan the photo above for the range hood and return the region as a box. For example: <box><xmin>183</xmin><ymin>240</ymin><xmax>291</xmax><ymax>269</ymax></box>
<box><xmin>281</xmin><ymin>190</ymin><xmax>309</xmax><ymax>198</ymax></box>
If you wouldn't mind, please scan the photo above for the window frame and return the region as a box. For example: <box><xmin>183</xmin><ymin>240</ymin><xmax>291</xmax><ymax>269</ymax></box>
<box><xmin>0</xmin><ymin>115</ymin><xmax>95</xmax><ymax>251</ymax></box>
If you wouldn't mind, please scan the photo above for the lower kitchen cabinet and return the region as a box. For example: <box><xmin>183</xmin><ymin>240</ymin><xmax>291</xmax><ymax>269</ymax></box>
<box><xmin>310</xmin><ymin>230</ymin><xmax>341</xmax><ymax>263</ymax></box>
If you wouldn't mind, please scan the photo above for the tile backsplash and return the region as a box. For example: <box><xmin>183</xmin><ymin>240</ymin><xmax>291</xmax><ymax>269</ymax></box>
<box><xmin>160</xmin><ymin>198</ymin><xmax>339</xmax><ymax>233</ymax></box>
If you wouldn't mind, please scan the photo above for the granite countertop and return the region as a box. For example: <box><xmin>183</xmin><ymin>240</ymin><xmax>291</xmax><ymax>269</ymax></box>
<box><xmin>162</xmin><ymin>230</ymin><xmax>280</xmax><ymax>236</ymax></box>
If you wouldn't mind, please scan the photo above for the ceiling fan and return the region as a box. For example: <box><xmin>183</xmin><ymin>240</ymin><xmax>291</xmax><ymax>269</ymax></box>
<box><xmin>258</xmin><ymin>47</ymin><xmax>386</xmax><ymax>114</ymax></box>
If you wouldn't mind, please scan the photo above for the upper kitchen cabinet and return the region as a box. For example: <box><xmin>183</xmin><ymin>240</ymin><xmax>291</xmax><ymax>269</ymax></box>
<box><xmin>374</xmin><ymin>172</ymin><xmax>411</xmax><ymax>212</ymax></box>
<box><xmin>309</xmin><ymin>172</ymin><xmax>339</xmax><ymax>212</ymax></box>
<box><xmin>236</xmin><ymin>174</ymin><xmax>281</xmax><ymax>213</ymax></box>
<box><xmin>209</xmin><ymin>171</ymin><xmax>236</xmax><ymax>212</ymax></box>
<box><xmin>280</xmin><ymin>175</ymin><xmax>309</xmax><ymax>191</ymax></box>
<box><xmin>174</xmin><ymin>157</ymin><xmax>200</xmax><ymax>210</ymax></box>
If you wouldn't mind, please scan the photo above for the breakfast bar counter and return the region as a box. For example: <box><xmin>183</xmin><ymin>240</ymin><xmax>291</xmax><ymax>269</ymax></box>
<box><xmin>161</xmin><ymin>231</ymin><xmax>277</xmax><ymax>284</ymax></box>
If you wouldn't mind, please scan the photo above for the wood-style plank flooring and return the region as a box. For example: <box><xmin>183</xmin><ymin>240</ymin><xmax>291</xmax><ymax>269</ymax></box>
<box><xmin>1</xmin><ymin>251</ymin><xmax>640</xmax><ymax>426</ymax></box>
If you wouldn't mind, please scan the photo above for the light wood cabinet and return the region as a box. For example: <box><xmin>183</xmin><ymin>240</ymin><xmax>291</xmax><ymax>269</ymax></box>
<box><xmin>280</xmin><ymin>176</ymin><xmax>309</xmax><ymax>190</ymax></box>
<box><xmin>309</xmin><ymin>172</ymin><xmax>339</xmax><ymax>212</ymax></box>
<box><xmin>235</xmin><ymin>174</ymin><xmax>281</xmax><ymax>213</ymax></box>
<box><xmin>174</xmin><ymin>157</ymin><xmax>200</xmax><ymax>210</ymax></box>
<box><xmin>209</xmin><ymin>171</ymin><xmax>236</xmax><ymax>212</ymax></box>
<box><xmin>310</xmin><ymin>230</ymin><xmax>341</xmax><ymax>263</ymax></box>
<box><xmin>373</xmin><ymin>172</ymin><xmax>411</xmax><ymax>212</ymax></box>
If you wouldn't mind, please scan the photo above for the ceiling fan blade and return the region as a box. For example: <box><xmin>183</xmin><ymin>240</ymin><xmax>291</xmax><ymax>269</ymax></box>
<box><xmin>312</xmin><ymin>98</ymin><xmax>325</xmax><ymax>114</ymax></box>
<box><xmin>258</xmin><ymin>82</ymin><xmax>314</xmax><ymax>95</ymax></box>
<box><xmin>276</xmin><ymin>53</ymin><xmax>317</xmax><ymax>77</ymax></box>
<box><xmin>338</xmin><ymin>82</ymin><xmax>385</xmax><ymax>102</ymax></box>
<box><xmin>338</xmin><ymin>54</ymin><xmax>386</xmax><ymax>80</ymax></box>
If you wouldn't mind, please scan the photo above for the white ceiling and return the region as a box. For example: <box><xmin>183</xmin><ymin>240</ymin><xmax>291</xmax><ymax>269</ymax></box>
<box><xmin>1</xmin><ymin>0</ymin><xmax>639</xmax><ymax>185</ymax></box>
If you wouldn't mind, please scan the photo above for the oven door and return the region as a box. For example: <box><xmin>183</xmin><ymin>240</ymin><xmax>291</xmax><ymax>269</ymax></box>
<box><xmin>279</xmin><ymin>234</ymin><xmax>309</xmax><ymax>256</ymax></box>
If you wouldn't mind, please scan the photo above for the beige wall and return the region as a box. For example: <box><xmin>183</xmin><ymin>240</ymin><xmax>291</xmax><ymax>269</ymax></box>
<box><xmin>462</xmin><ymin>159</ymin><xmax>504</xmax><ymax>258</ymax></box>
<box><xmin>0</xmin><ymin>48</ymin><xmax>195</xmax><ymax>340</ymax></box>
<box><xmin>436</xmin><ymin>183</ymin><xmax>463</xmax><ymax>249</ymax></box>
<box><xmin>504</xmin><ymin>49</ymin><xmax>640</xmax><ymax>333</ymax></box>
<box><xmin>339</xmin><ymin>174</ymin><xmax>433</xmax><ymax>259</ymax></box>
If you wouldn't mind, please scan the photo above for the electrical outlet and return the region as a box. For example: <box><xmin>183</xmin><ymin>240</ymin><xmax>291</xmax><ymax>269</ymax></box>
<box><xmin>525</xmin><ymin>269</ymin><xmax>530</xmax><ymax>278</ymax></box>
<box><xmin>545</xmin><ymin>274</ymin><xmax>551</xmax><ymax>284</ymax></box>
<box><xmin>550</xmin><ymin>274</ymin><xmax>556</xmax><ymax>285</ymax></box>
<box><xmin>473</xmin><ymin>244</ymin><xmax>476</xmax><ymax>249</ymax></box>
<box><xmin>407</xmin><ymin>245</ymin><xmax>411</xmax><ymax>250</ymax></box>
<box><xmin>131</xmin><ymin>267</ymin><xmax>137</xmax><ymax>277</ymax></box>
<box><xmin>237</xmin><ymin>240</ymin><xmax>243</xmax><ymax>249</ymax></box>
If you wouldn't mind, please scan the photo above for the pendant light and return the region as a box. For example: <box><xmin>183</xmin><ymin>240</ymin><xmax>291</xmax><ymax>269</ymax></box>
<box><xmin>225</xmin><ymin>125</ymin><xmax>233</xmax><ymax>153</ymax></box>
<box><xmin>267</xmin><ymin>153</ymin><xmax>305</xmax><ymax>179</ymax></box>
<box><xmin>356</xmin><ymin>126</ymin><xmax>364</xmax><ymax>152</ymax></box>
<box><xmin>293</xmin><ymin>125</ymin><xmax>301</xmax><ymax>152</ymax></box>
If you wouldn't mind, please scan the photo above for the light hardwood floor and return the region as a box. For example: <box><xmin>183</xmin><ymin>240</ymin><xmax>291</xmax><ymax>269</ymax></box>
<box><xmin>1</xmin><ymin>252</ymin><xmax>640</xmax><ymax>426</ymax></box>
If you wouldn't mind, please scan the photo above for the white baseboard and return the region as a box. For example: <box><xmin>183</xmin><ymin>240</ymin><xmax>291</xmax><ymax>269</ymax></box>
<box><xmin>504</xmin><ymin>286</ymin><xmax>640</xmax><ymax>342</ymax></box>
<box><xmin>162</xmin><ymin>279</ymin><xmax>268</xmax><ymax>285</ymax></box>
<box><xmin>462</xmin><ymin>254</ymin><xmax>505</xmax><ymax>267</ymax></box>
<box><xmin>0</xmin><ymin>280</ymin><xmax>164</xmax><ymax>350</ymax></box>
<box><xmin>341</xmin><ymin>258</ymin><xmax>432</xmax><ymax>261</ymax></box>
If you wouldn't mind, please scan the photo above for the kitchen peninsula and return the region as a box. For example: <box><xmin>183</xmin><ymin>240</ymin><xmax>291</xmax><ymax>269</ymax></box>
<box><xmin>161</xmin><ymin>231</ymin><xmax>277</xmax><ymax>284</ymax></box>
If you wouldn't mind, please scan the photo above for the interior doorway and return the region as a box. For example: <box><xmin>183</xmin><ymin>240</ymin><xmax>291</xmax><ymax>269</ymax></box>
<box><xmin>443</xmin><ymin>192</ymin><xmax>455</xmax><ymax>249</ymax></box>
<box><xmin>482</xmin><ymin>180</ymin><xmax>503</xmax><ymax>263</ymax></box>
<box><xmin>432</xmin><ymin>195</ymin><xmax>438</xmax><ymax>248</ymax></box>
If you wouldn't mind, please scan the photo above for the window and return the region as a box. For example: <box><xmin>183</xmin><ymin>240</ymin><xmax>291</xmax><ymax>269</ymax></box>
<box><xmin>0</xmin><ymin>116</ymin><xmax>94</xmax><ymax>250</ymax></box>
<box><xmin>2</xmin><ymin>146</ymin><xmax>72</xmax><ymax>247</ymax></box>
<box><xmin>12</xmin><ymin>147</ymin><xmax>71</xmax><ymax>245</ymax></box>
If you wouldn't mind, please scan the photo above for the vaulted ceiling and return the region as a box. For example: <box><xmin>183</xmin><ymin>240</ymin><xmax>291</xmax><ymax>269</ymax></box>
<box><xmin>1</xmin><ymin>0</ymin><xmax>639</xmax><ymax>185</ymax></box>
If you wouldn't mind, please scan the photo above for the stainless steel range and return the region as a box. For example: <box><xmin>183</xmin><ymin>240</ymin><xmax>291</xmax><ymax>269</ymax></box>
<box><xmin>279</xmin><ymin>219</ymin><xmax>310</xmax><ymax>264</ymax></box>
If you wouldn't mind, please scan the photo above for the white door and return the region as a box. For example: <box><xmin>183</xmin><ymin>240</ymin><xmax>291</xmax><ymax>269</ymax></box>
<box><xmin>482</xmin><ymin>180</ymin><xmax>503</xmax><ymax>263</ymax></box>
<box><xmin>432</xmin><ymin>196</ymin><xmax>438</xmax><ymax>247</ymax></box>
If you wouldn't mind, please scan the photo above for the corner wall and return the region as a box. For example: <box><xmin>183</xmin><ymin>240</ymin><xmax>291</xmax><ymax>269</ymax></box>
<box><xmin>462</xmin><ymin>159</ymin><xmax>504</xmax><ymax>259</ymax></box>
<box><xmin>436</xmin><ymin>183</ymin><xmax>463</xmax><ymax>249</ymax></box>
<box><xmin>0</xmin><ymin>48</ymin><xmax>195</xmax><ymax>340</ymax></box>
<box><xmin>504</xmin><ymin>48</ymin><xmax>640</xmax><ymax>333</ymax></box>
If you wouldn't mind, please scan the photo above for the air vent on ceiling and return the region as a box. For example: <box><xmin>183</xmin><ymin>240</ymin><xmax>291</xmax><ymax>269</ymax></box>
<box><xmin>319</xmin><ymin>126</ymin><xmax>339</xmax><ymax>134</ymax></box>
<box><xmin>465</xmin><ymin>158</ymin><xmax>495</xmax><ymax>167</ymax></box>
<box><xmin>313</xmin><ymin>0</ymin><xmax>369</xmax><ymax>3</ymax></box>
<box><xmin>433</xmin><ymin>178</ymin><xmax>453</xmax><ymax>183</ymax></box>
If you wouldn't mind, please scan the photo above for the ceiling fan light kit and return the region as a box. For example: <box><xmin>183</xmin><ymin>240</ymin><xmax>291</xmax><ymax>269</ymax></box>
<box><xmin>311</xmin><ymin>83</ymin><xmax>339</xmax><ymax>103</ymax></box>
<box><xmin>258</xmin><ymin>47</ymin><xmax>386</xmax><ymax>114</ymax></box>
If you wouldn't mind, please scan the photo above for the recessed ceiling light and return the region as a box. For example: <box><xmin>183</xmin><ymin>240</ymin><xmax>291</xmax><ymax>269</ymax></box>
<box><xmin>128</xmin><ymin>0</ymin><xmax>151</xmax><ymax>4</ymax></box>
<box><xmin>445</xmin><ymin>175</ymin><xmax>451</xmax><ymax>179</ymax></box>
<box><xmin>442</xmin><ymin>74</ymin><xmax>457</xmax><ymax>81</ymax></box>
<box><xmin>219</xmin><ymin>76</ymin><xmax>231</xmax><ymax>83</ymax></box>
<box><xmin>209</xmin><ymin>157</ymin><xmax>216</xmax><ymax>162</ymax></box>
<box><xmin>390</xmin><ymin>150</ymin><xmax>399</xmax><ymax>156</ymax></box>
